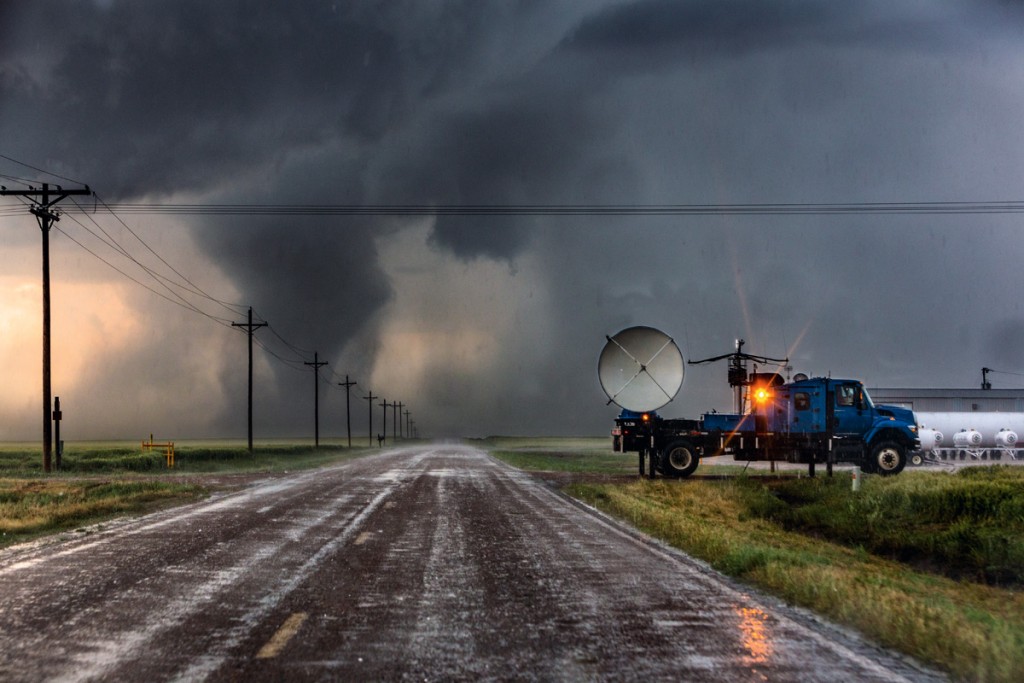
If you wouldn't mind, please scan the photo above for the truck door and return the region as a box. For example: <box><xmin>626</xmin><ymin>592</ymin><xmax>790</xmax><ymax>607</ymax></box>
<box><xmin>832</xmin><ymin>383</ymin><xmax>872</xmax><ymax>436</ymax></box>
<box><xmin>789</xmin><ymin>389</ymin><xmax>821</xmax><ymax>433</ymax></box>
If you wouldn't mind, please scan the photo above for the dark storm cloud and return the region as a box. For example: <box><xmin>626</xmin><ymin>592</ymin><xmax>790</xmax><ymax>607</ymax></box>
<box><xmin>559</xmin><ymin>0</ymin><xmax>1022</xmax><ymax>72</ymax></box>
<box><xmin>565</xmin><ymin>0</ymin><xmax>839</xmax><ymax>54</ymax></box>
<box><xmin>1</xmin><ymin>1</ymin><xmax>411</xmax><ymax>198</ymax></box>
<box><xmin>6</xmin><ymin>1</ymin><xmax>1024</xmax><ymax>440</ymax></box>
<box><xmin>382</xmin><ymin>95</ymin><xmax>614</xmax><ymax>260</ymax></box>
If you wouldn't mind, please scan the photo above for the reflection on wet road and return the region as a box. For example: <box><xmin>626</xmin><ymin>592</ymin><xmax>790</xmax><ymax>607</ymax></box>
<box><xmin>0</xmin><ymin>445</ymin><xmax>942</xmax><ymax>681</ymax></box>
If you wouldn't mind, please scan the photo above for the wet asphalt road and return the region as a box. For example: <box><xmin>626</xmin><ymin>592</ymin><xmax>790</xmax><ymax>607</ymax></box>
<box><xmin>0</xmin><ymin>444</ymin><xmax>942</xmax><ymax>682</ymax></box>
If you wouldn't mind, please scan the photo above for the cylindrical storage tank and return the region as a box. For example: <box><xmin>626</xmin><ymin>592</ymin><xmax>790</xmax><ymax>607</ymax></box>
<box><xmin>918</xmin><ymin>428</ymin><xmax>942</xmax><ymax>451</ymax></box>
<box><xmin>995</xmin><ymin>429</ymin><xmax>1018</xmax><ymax>448</ymax></box>
<box><xmin>916</xmin><ymin>412</ymin><xmax>1024</xmax><ymax>449</ymax></box>
<box><xmin>953</xmin><ymin>429</ymin><xmax>983</xmax><ymax>448</ymax></box>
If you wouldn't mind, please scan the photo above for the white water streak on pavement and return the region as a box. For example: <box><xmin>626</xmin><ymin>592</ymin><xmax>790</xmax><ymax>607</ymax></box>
<box><xmin>168</xmin><ymin>484</ymin><xmax>396</xmax><ymax>683</ymax></box>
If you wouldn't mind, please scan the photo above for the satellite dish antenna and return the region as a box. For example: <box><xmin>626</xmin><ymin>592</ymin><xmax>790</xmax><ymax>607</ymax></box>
<box><xmin>599</xmin><ymin>326</ymin><xmax>684</xmax><ymax>412</ymax></box>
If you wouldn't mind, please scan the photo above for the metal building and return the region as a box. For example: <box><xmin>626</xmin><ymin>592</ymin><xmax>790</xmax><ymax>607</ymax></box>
<box><xmin>867</xmin><ymin>387</ymin><xmax>1024</xmax><ymax>412</ymax></box>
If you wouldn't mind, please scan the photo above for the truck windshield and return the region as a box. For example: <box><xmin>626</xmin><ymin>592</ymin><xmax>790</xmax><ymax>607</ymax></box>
<box><xmin>861</xmin><ymin>388</ymin><xmax>875</xmax><ymax>409</ymax></box>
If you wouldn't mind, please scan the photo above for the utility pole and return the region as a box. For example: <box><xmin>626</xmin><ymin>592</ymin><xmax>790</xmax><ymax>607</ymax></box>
<box><xmin>232</xmin><ymin>307</ymin><xmax>266</xmax><ymax>453</ymax></box>
<box><xmin>1</xmin><ymin>182</ymin><xmax>92</xmax><ymax>472</ymax></box>
<box><xmin>379</xmin><ymin>398</ymin><xmax>389</xmax><ymax>446</ymax></box>
<box><xmin>338</xmin><ymin>375</ymin><xmax>357</xmax><ymax>447</ymax></box>
<box><xmin>392</xmin><ymin>401</ymin><xmax>399</xmax><ymax>441</ymax></box>
<box><xmin>409</xmin><ymin>419</ymin><xmax>416</xmax><ymax>439</ymax></box>
<box><xmin>304</xmin><ymin>352</ymin><xmax>327</xmax><ymax>448</ymax></box>
<box><xmin>397</xmin><ymin>401</ymin><xmax>404</xmax><ymax>439</ymax></box>
<box><xmin>404</xmin><ymin>409</ymin><xmax>411</xmax><ymax>440</ymax></box>
<box><xmin>53</xmin><ymin>396</ymin><xmax>63</xmax><ymax>470</ymax></box>
<box><xmin>362</xmin><ymin>391</ymin><xmax>377</xmax><ymax>447</ymax></box>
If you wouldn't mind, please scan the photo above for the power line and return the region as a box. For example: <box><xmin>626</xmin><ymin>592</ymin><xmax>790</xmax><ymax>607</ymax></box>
<box><xmin>53</xmin><ymin>225</ymin><xmax>233</xmax><ymax>327</ymax></box>
<box><xmin>10</xmin><ymin>200</ymin><xmax>1024</xmax><ymax>217</ymax></box>
<box><xmin>0</xmin><ymin>171</ymin><xmax>44</xmax><ymax>186</ymax></box>
<box><xmin>87</xmin><ymin>193</ymin><xmax>248</xmax><ymax>318</ymax></box>
<box><xmin>985</xmin><ymin>368</ymin><xmax>1024</xmax><ymax>379</ymax></box>
<box><xmin>59</xmin><ymin>215</ymin><xmax>236</xmax><ymax>326</ymax></box>
<box><xmin>0</xmin><ymin>153</ymin><xmax>86</xmax><ymax>186</ymax></box>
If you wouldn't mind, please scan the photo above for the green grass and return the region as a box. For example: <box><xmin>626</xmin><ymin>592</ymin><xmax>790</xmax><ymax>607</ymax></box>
<box><xmin>0</xmin><ymin>441</ymin><xmax>378</xmax><ymax>547</ymax></box>
<box><xmin>478</xmin><ymin>436</ymin><xmax>636</xmax><ymax>474</ymax></box>
<box><xmin>0</xmin><ymin>441</ymin><xmax>375</xmax><ymax>475</ymax></box>
<box><xmin>484</xmin><ymin>438</ymin><xmax>1024</xmax><ymax>682</ymax></box>
<box><xmin>0</xmin><ymin>478</ymin><xmax>206</xmax><ymax>548</ymax></box>
<box><xmin>739</xmin><ymin>466</ymin><xmax>1024</xmax><ymax>586</ymax></box>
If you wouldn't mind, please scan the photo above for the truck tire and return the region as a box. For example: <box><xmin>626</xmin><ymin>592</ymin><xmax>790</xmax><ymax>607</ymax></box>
<box><xmin>868</xmin><ymin>440</ymin><xmax>906</xmax><ymax>476</ymax></box>
<box><xmin>910</xmin><ymin>452</ymin><xmax>924</xmax><ymax>467</ymax></box>
<box><xmin>661</xmin><ymin>441</ymin><xmax>699</xmax><ymax>478</ymax></box>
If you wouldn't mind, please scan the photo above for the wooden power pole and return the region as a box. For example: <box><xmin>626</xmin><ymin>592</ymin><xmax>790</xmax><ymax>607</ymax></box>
<box><xmin>363</xmin><ymin>390</ymin><xmax>377</xmax><ymax>447</ymax></box>
<box><xmin>232</xmin><ymin>307</ymin><xmax>266</xmax><ymax>453</ymax></box>
<box><xmin>304</xmin><ymin>352</ymin><xmax>328</xmax><ymax>448</ymax></box>
<box><xmin>0</xmin><ymin>182</ymin><xmax>91</xmax><ymax>472</ymax></box>
<box><xmin>338</xmin><ymin>375</ymin><xmax>357</xmax><ymax>447</ymax></box>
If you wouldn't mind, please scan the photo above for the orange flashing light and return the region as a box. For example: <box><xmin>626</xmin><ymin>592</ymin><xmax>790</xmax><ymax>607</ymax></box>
<box><xmin>641</xmin><ymin>413</ymin><xmax>650</xmax><ymax>422</ymax></box>
<box><xmin>753</xmin><ymin>387</ymin><xmax>771</xmax><ymax>403</ymax></box>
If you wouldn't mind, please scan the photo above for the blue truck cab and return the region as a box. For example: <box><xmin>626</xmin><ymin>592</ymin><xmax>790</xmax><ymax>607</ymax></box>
<box><xmin>616</xmin><ymin>374</ymin><xmax>919</xmax><ymax>478</ymax></box>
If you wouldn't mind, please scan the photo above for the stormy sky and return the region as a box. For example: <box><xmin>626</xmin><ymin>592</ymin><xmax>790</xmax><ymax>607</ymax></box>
<box><xmin>3</xmin><ymin>0</ymin><xmax>1024</xmax><ymax>440</ymax></box>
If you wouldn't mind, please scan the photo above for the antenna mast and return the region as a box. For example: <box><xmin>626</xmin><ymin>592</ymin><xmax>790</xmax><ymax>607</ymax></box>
<box><xmin>688</xmin><ymin>339</ymin><xmax>788</xmax><ymax>413</ymax></box>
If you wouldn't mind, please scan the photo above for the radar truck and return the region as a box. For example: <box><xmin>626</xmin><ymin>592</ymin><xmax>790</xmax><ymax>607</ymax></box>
<box><xmin>613</xmin><ymin>374</ymin><xmax>919</xmax><ymax>478</ymax></box>
<box><xmin>599</xmin><ymin>327</ymin><xmax>919</xmax><ymax>478</ymax></box>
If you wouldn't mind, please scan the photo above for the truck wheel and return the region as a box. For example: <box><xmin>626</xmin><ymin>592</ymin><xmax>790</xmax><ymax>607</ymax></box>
<box><xmin>662</xmin><ymin>441</ymin><xmax>699</xmax><ymax>478</ymax></box>
<box><xmin>910</xmin><ymin>453</ymin><xmax>924</xmax><ymax>467</ymax></box>
<box><xmin>869</xmin><ymin>441</ymin><xmax>906</xmax><ymax>476</ymax></box>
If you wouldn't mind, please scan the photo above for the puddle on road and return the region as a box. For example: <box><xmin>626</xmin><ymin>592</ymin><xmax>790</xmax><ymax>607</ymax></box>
<box><xmin>736</xmin><ymin>606</ymin><xmax>773</xmax><ymax>665</ymax></box>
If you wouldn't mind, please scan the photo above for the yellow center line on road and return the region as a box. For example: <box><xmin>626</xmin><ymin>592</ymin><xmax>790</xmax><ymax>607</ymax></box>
<box><xmin>353</xmin><ymin>531</ymin><xmax>373</xmax><ymax>545</ymax></box>
<box><xmin>255</xmin><ymin>612</ymin><xmax>308</xmax><ymax>659</ymax></box>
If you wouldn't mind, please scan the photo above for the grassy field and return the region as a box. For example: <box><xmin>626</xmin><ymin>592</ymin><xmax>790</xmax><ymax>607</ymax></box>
<box><xmin>488</xmin><ymin>438</ymin><xmax>1024</xmax><ymax>683</ymax></box>
<box><xmin>0</xmin><ymin>441</ymin><xmax>376</xmax><ymax>475</ymax></box>
<box><xmin>469</xmin><ymin>436</ymin><xmax>635</xmax><ymax>474</ymax></box>
<box><xmin>0</xmin><ymin>440</ymin><xmax>375</xmax><ymax>548</ymax></box>
<box><xmin>0</xmin><ymin>478</ymin><xmax>206</xmax><ymax>549</ymax></box>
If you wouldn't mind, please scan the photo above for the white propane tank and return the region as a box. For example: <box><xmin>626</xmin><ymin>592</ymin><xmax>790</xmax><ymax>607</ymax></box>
<box><xmin>995</xmin><ymin>429</ymin><xmax>1018</xmax><ymax>448</ymax></box>
<box><xmin>953</xmin><ymin>429</ymin><xmax>983</xmax><ymax>448</ymax></box>
<box><xmin>918</xmin><ymin>428</ymin><xmax>942</xmax><ymax>451</ymax></box>
<box><xmin>915</xmin><ymin>412</ymin><xmax>1024</xmax><ymax>449</ymax></box>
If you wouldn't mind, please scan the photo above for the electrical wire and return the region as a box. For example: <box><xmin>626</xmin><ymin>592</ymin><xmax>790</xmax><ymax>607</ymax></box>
<box><xmin>0</xmin><ymin>158</ymin><xmax>364</xmax><ymax>384</ymax></box>
<box><xmin>0</xmin><ymin>171</ymin><xmax>43</xmax><ymax>186</ymax></box>
<box><xmin>13</xmin><ymin>200</ymin><xmax>1024</xmax><ymax>217</ymax></box>
<box><xmin>86</xmin><ymin>193</ymin><xmax>248</xmax><ymax>318</ymax></box>
<box><xmin>252</xmin><ymin>334</ymin><xmax>309</xmax><ymax>372</ymax></box>
<box><xmin>53</xmin><ymin>225</ymin><xmax>235</xmax><ymax>329</ymax></box>
<box><xmin>63</xmin><ymin>210</ymin><xmax>239</xmax><ymax>324</ymax></box>
<box><xmin>264</xmin><ymin>322</ymin><xmax>316</xmax><ymax>358</ymax></box>
<box><xmin>0</xmin><ymin>153</ymin><xmax>87</xmax><ymax>186</ymax></box>
<box><xmin>987</xmin><ymin>368</ymin><xmax>1024</xmax><ymax>378</ymax></box>
<box><xmin>61</xmin><ymin>212</ymin><xmax>236</xmax><ymax>325</ymax></box>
